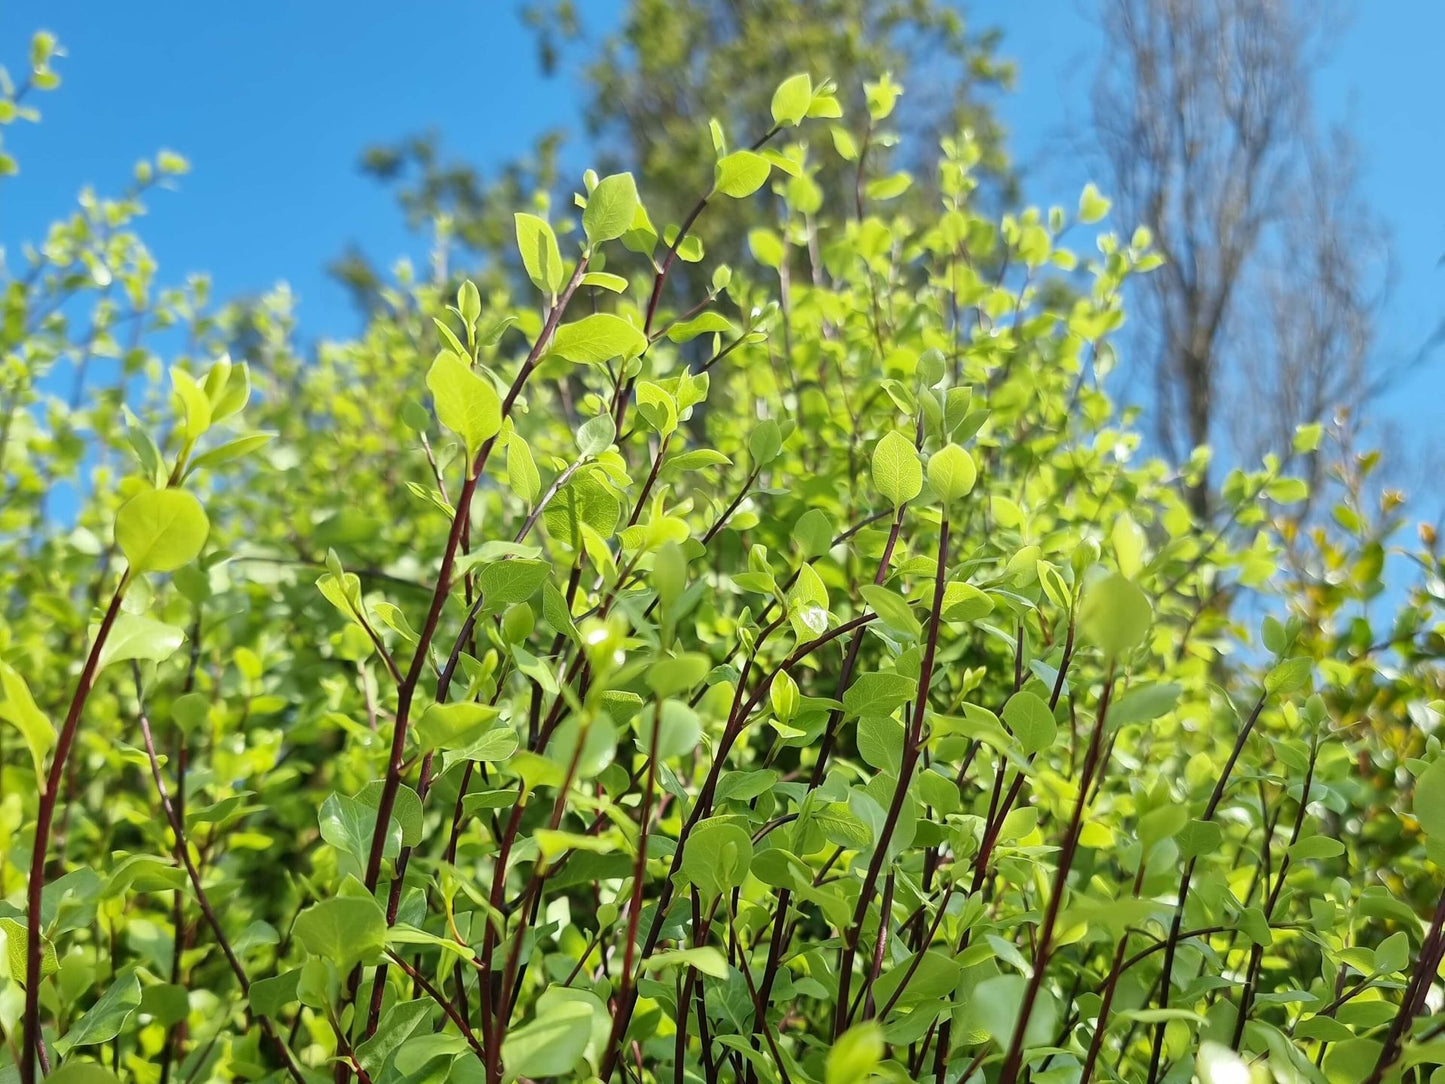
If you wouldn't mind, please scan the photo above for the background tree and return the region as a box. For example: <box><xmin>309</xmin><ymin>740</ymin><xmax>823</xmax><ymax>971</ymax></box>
<box><xmin>1091</xmin><ymin>0</ymin><xmax>1387</xmax><ymax>518</ymax></box>
<box><xmin>333</xmin><ymin>0</ymin><xmax>1015</xmax><ymax>315</ymax></box>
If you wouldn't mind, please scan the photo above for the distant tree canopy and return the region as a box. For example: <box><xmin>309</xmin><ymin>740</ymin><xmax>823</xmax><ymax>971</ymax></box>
<box><xmin>330</xmin><ymin>0</ymin><xmax>1014</xmax><ymax>315</ymax></box>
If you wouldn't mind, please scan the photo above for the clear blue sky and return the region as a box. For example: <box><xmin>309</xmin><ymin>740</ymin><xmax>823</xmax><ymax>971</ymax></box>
<box><xmin>3</xmin><ymin>2</ymin><xmax>1441</xmax><ymax>492</ymax></box>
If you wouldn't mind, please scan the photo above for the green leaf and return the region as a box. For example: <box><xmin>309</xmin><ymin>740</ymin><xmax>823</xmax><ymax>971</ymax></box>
<box><xmin>0</xmin><ymin>662</ymin><xmax>54</xmax><ymax>782</ymax></box>
<box><xmin>1003</xmin><ymin>690</ymin><xmax>1056</xmax><ymax>755</ymax></box>
<box><xmin>683</xmin><ymin>819</ymin><xmax>753</xmax><ymax>899</ymax></box>
<box><xmin>1266</xmin><ymin>657</ymin><xmax>1313</xmax><ymax>696</ymax></box>
<box><xmin>926</xmin><ymin>444</ymin><xmax>976</xmax><ymax>505</ymax></box>
<box><xmin>643</xmin><ymin>947</ymin><xmax>728</xmax><ymax>979</ymax></box>
<box><xmin>0</xmin><ymin>916</ymin><xmax>57</xmax><ymax>985</ymax></box>
<box><xmin>320</xmin><ymin>791</ymin><xmax>393</xmax><ymax>863</ymax></box>
<box><xmin>170</xmin><ymin>367</ymin><xmax>213</xmax><ymax>444</ymax></box>
<box><xmin>503</xmin><ymin>1000</ymin><xmax>592</xmax><ymax>1078</ymax></box>
<box><xmin>826</xmin><ymin>1021</ymin><xmax>884</xmax><ymax>1084</ymax></box>
<box><xmin>843</xmin><ymin>672</ymin><xmax>918</xmax><ymax>719</ymax></box>
<box><xmin>771</xmin><ymin>73</ymin><xmax>813</xmax><ymax>128</ymax></box>
<box><xmin>583</xmin><ymin>172</ymin><xmax>640</xmax><ymax>245</ymax></box>
<box><xmin>750</xmin><ymin>419</ymin><xmax>782</xmax><ymax>465</ymax></box>
<box><xmin>506</xmin><ymin>432</ymin><xmax>541</xmax><ymax>505</ymax></box>
<box><xmin>356</xmin><ymin>998</ymin><xmax>432</xmax><ymax>1077</ymax></box>
<box><xmin>514</xmin><ymin>212</ymin><xmax>565</xmax><ymax>294</ymax></box>
<box><xmin>188</xmin><ymin>431</ymin><xmax>275</xmax><ymax>473</ymax></box>
<box><xmin>638</xmin><ymin>699</ymin><xmax>702</xmax><ymax>759</ymax></box>
<box><xmin>646</xmin><ymin>654</ymin><xmax>710</xmax><ymax>701</ymax></box>
<box><xmin>859</xmin><ymin>584</ymin><xmax>921</xmax><ymax>639</ymax></box>
<box><xmin>577</xmin><ymin>414</ymin><xmax>616</xmax><ymax>456</ymax></box>
<box><xmin>551</xmin><ymin>314</ymin><xmax>647</xmax><ymax>364</ymax></box>
<box><xmin>294</xmin><ymin>895</ymin><xmax>387</xmax><ymax>970</ymax></box>
<box><xmin>46</xmin><ymin>1066</ymin><xmax>122</xmax><ymax>1084</ymax></box>
<box><xmin>665</xmin><ymin>311</ymin><xmax>736</xmax><ymax>343</ymax></box>
<box><xmin>427</xmin><ymin>350</ymin><xmax>501</xmax><ymax>462</ymax></box>
<box><xmin>1415</xmin><ymin>757</ymin><xmax>1445</xmax><ymax>839</ymax></box>
<box><xmin>415</xmin><ymin>702</ymin><xmax>502</xmax><ymax>755</ymax></box>
<box><xmin>1109</xmin><ymin>683</ymin><xmax>1181</xmax><ymax>728</ymax></box>
<box><xmin>55</xmin><ymin>971</ymin><xmax>142</xmax><ymax>1053</ymax></box>
<box><xmin>1078</xmin><ymin>572</ymin><xmax>1153</xmax><ymax>658</ymax></box>
<box><xmin>871</xmin><ymin>431</ymin><xmax>922</xmax><ymax>509</ymax></box>
<box><xmin>479</xmin><ymin>558</ymin><xmax>551</xmax><ymax>604</ymax></box>
<box><xmin>1112</xmin><ymin>512</ymin><xmax>1146</xmax><ymax>578</ymax></box>
<box><xmin>249</xmin><ymin>969</ymin><xmax>302</xmax><ymax>1018</ymax></box>
<box><xmin>1078</xmin><ymin>182</ymin><xmax>1112</xmax><ymax>224</ymax></box>
<box><xmin>970</xmin><ymin>972</ymin><xmax>1056</xmax><ymax>1052</ymax></box>
<box><xmin>97</xmin><ymin>613</ymin><xmax>187</xmax><ymax>672</ymax></box>
<box><xmin>115</xmin><ymin>488</ymin><xmax>210</xmax><ymax>574</ymax></box>
<box><xmin>714</xmin><ymin>150</ymin><xmax>772</xmax><ymax>198</ymax></box>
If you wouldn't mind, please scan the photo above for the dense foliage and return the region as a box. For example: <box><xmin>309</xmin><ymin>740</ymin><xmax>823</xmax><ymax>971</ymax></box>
<box><xmin>4</xmin><ymin>31</ymin><xmax>1445</xmax><ymax>1084</ymax></box>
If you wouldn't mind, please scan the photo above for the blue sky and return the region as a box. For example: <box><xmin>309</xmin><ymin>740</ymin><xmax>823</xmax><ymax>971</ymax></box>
<box><xmin>3</xmin><ymin>2</ymin><xmax>1441</xmax><ymax>488</ymax></box>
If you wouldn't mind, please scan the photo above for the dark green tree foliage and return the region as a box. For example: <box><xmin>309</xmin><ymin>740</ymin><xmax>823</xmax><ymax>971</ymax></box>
<box><xmin>5</xmin><ymin>27</ymin><xmax>1445</xmax><ymax>1084</ymax></box>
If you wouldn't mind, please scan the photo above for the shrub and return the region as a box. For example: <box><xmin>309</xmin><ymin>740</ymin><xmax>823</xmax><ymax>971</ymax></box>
<box><xmin>4</xmin><ymin>47</ymin><xmax>1445</xmax><ymax>1084</ymax></box>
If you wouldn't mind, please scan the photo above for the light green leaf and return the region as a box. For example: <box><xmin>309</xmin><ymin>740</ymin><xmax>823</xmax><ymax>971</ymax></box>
<box><xmin>970</xmin><ymin>973</ymin><xmax>1056</xmax><ymax>1052</ymax></box>
<box><xmin>1415</xmin><ymin>758</ymin><xmax>1445</xmax><ymax>839</ymax></box>
<box><xmin>115</xmin><ymin>488</ymin><xmax>210</xmax><ymax>574</ymax></box>
<box><xmin>0</xmin><ymin>916</ymin><xmax>57</xmax><ymax>985</ymax></box>
<box><xmin>859</xmin><ymin>584</ymin><xmax>921</xmax><ymax>639</ymax></box>
<box><xmin>843</xmin><ymin>672</ymin><xmax>917</xmax><ymax>719</ymax></box>
<box><xmin>926</xmin><ymin>444</ymin><xmax>976</xmax><ymax>505</ymax></box>
<box><xmin>46</xmin><ymin>1066</ymin><xmax>122</xmax><ymax>1084</ymax></box>
<box><xmin>1266</xmin><ymin>657</ymin><xmax>1313</xmax><ymax>696</ymax></box>
<box><xmin>416</xmin><ymin>702</ymin><xmax>501</xmax><ymax>755</ymax></box>
<box><xmin>583</xmin><ymin>172</ymin><xmax>640</xmax><ymax>245</ymax></box>
<box><xmin>826</xmin><ymin>1021</ymin><xmax>884</xmax><ymax>1084</ymax></box>
<box><xmin>577</xmin><ymin>414</ymin><xmax>616</xmax><ymax>456</ymax></box>
<box><xmin>515</xmin><ymin>212</ymin><xmax>565</xmax><ymax>294</ymax></box>
<box><xmin>1109</xmin><ymin>683</ymin><xmax>1181</xmax><ymax>728</ymax></box>
<box><xmin>1078</xmin><ymin>572</ymin><xmax>1152</xmax><ymax>658</ymax></box>
<box><xmin>1003</xmin><ymin>691</ymin><xmax>1056</xmax><ymax>755</ymax></box>
<box><xmin>479</xmin><ymin>558</ymin><xmax>551</xmax><ymax>604</ymax></box>
<box><xmin>0</xmin><ymin>662</ymin><xmax>54</xmax><ymax>782</ymax></box>
<box><xmin>1079</xmin><ymin>182</ymin><xmax>1112</xmax><ymax>224</ymax></box>
<box><xmin>294</xmin><ymin>895</ymin><xmax>387</xmax><ymax>970</ymax></box>
<box><xmin>771</xmin><ymin>73</ymin><xmax>813</xmax><ymax>127</ymax></box>
<box><xmin>714</xmin><ymin>150</ymin><xmax>772</xmax><ymax>198</ymax></box>
<box><xmin>427</xmin><ymin>350</ymin><xmax>501</xmax><ymax>462</ymax></box>
<box><xmin>1112</xmin><ymin>513</ymin><xmax>1146</xmax><ymax>578</ymax></box>
<box><xmin>502</xmin><ymin>1000</ymin><xmax>592</xmax><ymax>1078</ymax></box>
<box><xmin>55</xmin><ymin>971</ymin><xmax>142</xmax><ymax>1053</ymax></box>
<box><xmin>683</xmin><ymin>819</ymin><xmax>753</xmax><ymax>899</ymax></box>
<box><xmin>643</xmin><ymin>947</ymin><xmax>728</xmax><ymax>979</ymax></box>
<box><xmin>507</xmin><ymin>432</ymin><xmax>541</xmax><ymax>505</ymax></box>
<box><xmin>97</xmin><ymin>613</ymin><xmax>186</xmax><ymax>672</ymax></box>
<box><xmin>871</xmin><ymin>431</ymin><xmax>922</xmax><ymax>509</ymax></box>
<box><xmin>551</xmin><ymin>313</ymin><xmax>647</xmax><ymax>364</ymax></box>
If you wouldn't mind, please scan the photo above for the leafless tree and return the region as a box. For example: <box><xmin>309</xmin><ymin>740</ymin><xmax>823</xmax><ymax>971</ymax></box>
<box><xmin>1092</xmin><ymin>0</ymin><xmax>1387</xmax><ymax>518</ymax></box>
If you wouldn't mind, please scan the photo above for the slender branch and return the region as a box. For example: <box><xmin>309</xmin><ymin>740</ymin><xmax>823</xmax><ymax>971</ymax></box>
<box><xmin>21</xmin><ymin>579</ymin><xmax>128</xmax><ymax>1084</ymax></box>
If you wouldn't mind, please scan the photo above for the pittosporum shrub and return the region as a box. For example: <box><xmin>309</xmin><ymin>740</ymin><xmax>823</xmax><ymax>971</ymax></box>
<box><xmin>4</xmin><ymin>50</ymin><xmax>1445</xmax><ymax>1084</ymax></box>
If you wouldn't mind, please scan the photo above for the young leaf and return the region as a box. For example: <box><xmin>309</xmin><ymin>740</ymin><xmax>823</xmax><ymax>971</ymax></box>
<box><xmin>0</xmin><ymin>663</ymin><xmax>54</xmax><ymax>782</ymax></box>
<box><xmin>871</xmin><ymin>431</ymin><xmax>922</xmax><ymax>509</ymax></box>
<box><xmin>926</xmin><ymin>443</ymin><xmax>976</xmax><ymax>505</ymax></box>
<box><xmin>514</xmin><ymin>212</ymin><xmax>566</xmax><ymax>294</ymax></box>
<box><xmin>115</xmin><ymin>488</ymin><xmax>210</xmax><ymax>574</ymax></box>
<box><xmin>426</xmin><ymin>350</ymin><xmax>501</xmax><ymax>463</ymax></box>
<box><xmin>771</xmin><ymin>73</ymin><xmax>813</xmax><ymax>128</ymax></box>
<box><xmin>551</xmin><ymin>313</ymin><xmax>647</xmax><ymax>364</ymax></box>
<box><xmin>582</xmin><ymin>172</ymin><xmax>640</xmax><ymax>245</ymax></box>
<box><xmin>713</xmin><ymin>150</ymin><xmax>772</xmax><ymax>198</ymax></box>
<box><xmin>1078</xmin><ymin>571</ymin><xmax>1153</xmax><ymax>658</ymax></box>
